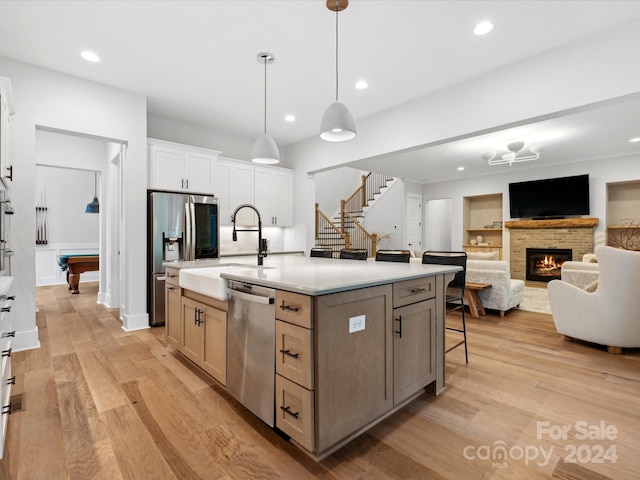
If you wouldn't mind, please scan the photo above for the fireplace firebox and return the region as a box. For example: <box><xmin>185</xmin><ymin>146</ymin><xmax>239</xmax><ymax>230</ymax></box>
<box><xmin>526</xmin><ymin>248</ymin><xmax>572</xmax><ymax>282</ymax></box>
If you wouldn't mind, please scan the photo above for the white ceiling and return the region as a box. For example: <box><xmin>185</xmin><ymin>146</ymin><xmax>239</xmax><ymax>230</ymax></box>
<box><xmin>2</xmin><ymin>0</ymin><xmax>640</xmax><ymax>181</ymax></box>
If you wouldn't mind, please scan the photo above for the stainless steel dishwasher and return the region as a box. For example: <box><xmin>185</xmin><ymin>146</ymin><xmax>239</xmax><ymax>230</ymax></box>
<box><xmin>227</xmin><ymin>280</ymin><xmax>276</xmax><ymax>427</ymax></box>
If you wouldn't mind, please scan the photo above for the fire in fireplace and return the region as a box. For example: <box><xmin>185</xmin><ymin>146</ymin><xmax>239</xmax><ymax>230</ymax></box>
<box><xmin>526</xmin><ymin>248</ymin><xmax>572</xmax><ymax>282</ymax></box>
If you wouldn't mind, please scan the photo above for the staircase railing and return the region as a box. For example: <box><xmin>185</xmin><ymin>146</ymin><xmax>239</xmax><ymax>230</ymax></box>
<box><xmin>340</xmin><ymin>172</ymin><xmax>391</xmax><ymax>230</ymax></box>
<box><xmin>315</xmin><ymin>203</ymin><xmax>350</xmax><ymax>255</ymax></box>
<box><xmin>315</xmin><ymin>172</ymin><xmax>393</xmax><ymax>257</ymax></box>
<box><xmin>342</xmin><ymin>209</ymin><xmax>380</xmax><ymax>258</ymax></box>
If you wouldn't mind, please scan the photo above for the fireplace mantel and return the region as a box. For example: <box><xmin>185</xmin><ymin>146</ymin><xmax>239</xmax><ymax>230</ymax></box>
<box><xmin>505</xmin><ymin>218</ymin><xmax>599</xmax><ymax>229</ymax></box>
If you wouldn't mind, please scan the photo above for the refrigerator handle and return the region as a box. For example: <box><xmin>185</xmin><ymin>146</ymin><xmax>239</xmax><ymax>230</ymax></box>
<box><xmin>184</xmin><ymin>200</ymin><xmax>193</xmax><ymax>261</ymax></box>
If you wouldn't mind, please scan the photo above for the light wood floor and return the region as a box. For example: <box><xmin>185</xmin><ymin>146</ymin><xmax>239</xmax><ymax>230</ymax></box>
<box><xmin>1</xmin><ymin>283</ymin><xmax>639</xmax><ymax>479</ymax></box>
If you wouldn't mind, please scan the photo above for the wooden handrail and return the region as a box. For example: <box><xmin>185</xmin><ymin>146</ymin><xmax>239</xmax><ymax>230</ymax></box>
<box><xmin>314</xmin><ymin>173</ymin><xmax>393</xmax><ymax>258</ymax></box>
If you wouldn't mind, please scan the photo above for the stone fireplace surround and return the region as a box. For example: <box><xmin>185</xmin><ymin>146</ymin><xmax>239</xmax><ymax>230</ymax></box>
<box><xmin>505</xmin><ymin>218</ymin><xmax>599</xmax><ymax>282</ymax></box>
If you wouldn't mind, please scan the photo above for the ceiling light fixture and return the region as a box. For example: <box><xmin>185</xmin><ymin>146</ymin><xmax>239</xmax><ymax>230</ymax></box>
<box><xmin>483</xmin><ymin>141</ymin><xmax>545</xmax><ymax>167</ymax></box>
<box><xmin>320</xmin><ymin>0</ymin><xmax>356</xmax><ymax>142</ymax></box>
<box><xmin>284</xmin><ymin>114</ymin><xmax>295</xmax><ymax>122</ymax></box>
<box><xmin>474</xmin><ymin>21</ymin><xmax>494</xmax><ymax>36</ymax></box>
<box><xmin>630</xmin><ymin>137</ymin><xmax>640</xmax><ymax>143</ymax></box>
<box><xmin>355</xmin><ymin>80</ymin><xmax>368</xmax><ymax>90</ymax></box>
<box><xmin>80</xmin><ymin>50</ymin><xmax>100</xmax><ymax>62</ymax></box>
<box><xmin>251</xmin><ymin>52</ymin><xmax>280</xmax><ymax>164</ymax></box>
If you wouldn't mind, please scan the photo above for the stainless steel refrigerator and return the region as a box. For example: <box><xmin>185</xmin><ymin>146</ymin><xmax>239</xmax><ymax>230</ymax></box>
<box><xmin>147</xmin><ymin>191</ymin><xmax>220</xmax><ymax>326</ymax></box>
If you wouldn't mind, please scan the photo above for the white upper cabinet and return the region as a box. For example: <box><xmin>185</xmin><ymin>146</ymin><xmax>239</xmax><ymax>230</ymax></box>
<box><xmin>149</xmin><ymin>140</ymin><xmax>294</xmax><ymax>227</ymax></box>
<box><xmin>254</xmin><ymin>167</ymin><xmax>294</xmax><ymax>226</ymax></box>
<box><xmin>0</xmin><ymin>77</ymin><xmax>16</xmax><ymax>188</ymax></box>
<box><xmin>148</xmin><ymin>139</ymin><xmax>220</xmax><ymax>193</ymax></box>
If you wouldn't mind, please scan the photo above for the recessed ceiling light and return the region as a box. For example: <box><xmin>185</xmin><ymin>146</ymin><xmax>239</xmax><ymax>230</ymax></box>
<box><xmin>630</xmin><ymin>137</ymin><xmax>640</xmax><ymax>143</ymax></box>
<box><xmin>474</xmin><ymin>21</ymin><xmax>493</xmax><ymax>36</ymax></box>
<box><xmin>355</xmin><ymin>80</ymin><xmax>368</xmax><ymax>90</ymax></box>
<box><xmin>457</xmin><ymin>166</ymin><xmax>465</xmax><ymax>171</ymax></box>
<box><xmin>81</xmin><ymin>51</ymin><xmax>100</xmax><ymax>62</ymax></box>
<box><xmin>284</xmin><ymin>114</ymin><xmax>295</xmax><ymax>122</ymax></box>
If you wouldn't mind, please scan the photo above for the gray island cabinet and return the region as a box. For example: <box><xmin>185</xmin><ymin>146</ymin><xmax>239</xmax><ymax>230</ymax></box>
<box><xmin>166</xmin><ymin>256</ymin><xmax>457</xmax><ymax>461</ymax></box>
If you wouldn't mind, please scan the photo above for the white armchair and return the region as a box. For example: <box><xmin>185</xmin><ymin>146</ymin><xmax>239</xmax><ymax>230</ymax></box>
<box><xmin>465</xmin><ymin>260</ymin><xmax>525</xmax><ymax>316</ymax></box>
<box><xmin>548</xmin><ymin>245</ymin><xmax>640</xmax><ymax>353</ymax></box>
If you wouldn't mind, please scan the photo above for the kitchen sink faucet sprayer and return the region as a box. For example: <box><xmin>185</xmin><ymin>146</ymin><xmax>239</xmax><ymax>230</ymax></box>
<box><xmin>231</xmin><ymin>204</ymin><xmax>267</xmax><ymax>266</ymax></box>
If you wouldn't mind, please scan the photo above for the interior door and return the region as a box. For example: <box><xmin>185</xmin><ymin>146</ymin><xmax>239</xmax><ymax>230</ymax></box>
<box><xmin>406</xmin><ymin>193</ymin><xmax>423</xmax><ymax>251</ymax></box>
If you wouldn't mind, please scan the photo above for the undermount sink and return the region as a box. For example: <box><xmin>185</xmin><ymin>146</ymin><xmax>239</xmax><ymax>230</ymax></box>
<box><xmin>179</xmin><ymin>264</ymin><xmax>274</xmax><ymax>300</ymax></box>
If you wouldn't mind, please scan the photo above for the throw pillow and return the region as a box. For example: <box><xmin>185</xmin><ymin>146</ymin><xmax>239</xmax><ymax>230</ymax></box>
<box><xmin>584</xmin><ymin>280</ymin><xmax>599</xmax><ymax>292</ymax></box>
<box><xmin>466</xmin><ymin>251</ymin><xmax>499</xmax><ymax>261</ymax></box>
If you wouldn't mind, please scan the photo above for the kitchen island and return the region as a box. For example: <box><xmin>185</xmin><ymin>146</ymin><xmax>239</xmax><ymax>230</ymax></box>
<box><xmin>164</xmin><ymin>255</ymin><xmax>459</xmax><ymax>460</ymax></box>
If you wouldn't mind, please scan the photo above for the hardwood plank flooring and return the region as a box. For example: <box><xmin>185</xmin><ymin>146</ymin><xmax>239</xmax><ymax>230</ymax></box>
<box><xmin>1</xmin><ymin>283</ymin><xmax>638</xmax><ymax>479</ymax></box>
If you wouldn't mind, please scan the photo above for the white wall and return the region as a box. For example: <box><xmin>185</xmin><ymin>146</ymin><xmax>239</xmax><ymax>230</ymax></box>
<box><xmin>362</xmin><ymin>180</ymin><xmax>406</xmax><ymax>250</ymax></box>
<box><xmin>0</xmin><ymin>56</ymin><xmax>148</xmax><ymax>350</ymax></box>
<box><xmin>148</xmin><ymin>115</ymin><xmax>254</xmax><ymax>161</ymax></box>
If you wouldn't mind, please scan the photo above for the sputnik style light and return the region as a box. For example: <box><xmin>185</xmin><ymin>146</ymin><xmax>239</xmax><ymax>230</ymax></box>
<box><xmin>252</xmin><ymin>52</ymin><xmax>280</xmax><ymax>164</ymax></box>
<box><xmin>320</xmin><ymin>0</ymin><xmax>357</xmax><ymax>142</ymax></box>
<box><xmin>483</xmin><ymin>141</ymin><xmax>545</xmax><ymax>167</ymax></box>
<box><xmin>85</xmin><ymin>172</ymin><xmax>100</xmax><ymax>214</ymax></box>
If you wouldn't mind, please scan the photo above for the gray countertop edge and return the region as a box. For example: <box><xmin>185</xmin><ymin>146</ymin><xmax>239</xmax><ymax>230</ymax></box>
<box><xmin>219</xmin><ymin>266</ymin><xmax>461</xmax><ymax>296</ymax></box>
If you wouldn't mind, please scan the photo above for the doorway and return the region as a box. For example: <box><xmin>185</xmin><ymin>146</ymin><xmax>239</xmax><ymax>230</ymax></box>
<box><xmin>406</xmin><ymin>193</ymin><xmax>423</xmax><ymax>252</ymax></box>
<box><xmin>34</xmin><ymin>128</ymin><xmax>123</xmax><ymax>308</ymax></box>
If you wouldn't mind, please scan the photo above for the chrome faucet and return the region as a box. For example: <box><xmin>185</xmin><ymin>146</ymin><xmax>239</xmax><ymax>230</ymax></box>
<box><xmin>231</xmin><ymin>204</ymin><xmax>267</xmax><ymax>266</ymax></box>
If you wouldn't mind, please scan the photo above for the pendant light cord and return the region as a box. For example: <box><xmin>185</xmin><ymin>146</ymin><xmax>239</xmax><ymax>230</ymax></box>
<box><xmin>263</xmin><ymin>56</ymin><xmax>268</xmax><ymax>135</ymax></box>
<box><xmin>334</xmin><ymin>0</ymin><xmax>339</xmax><ymax>102</ymax></box>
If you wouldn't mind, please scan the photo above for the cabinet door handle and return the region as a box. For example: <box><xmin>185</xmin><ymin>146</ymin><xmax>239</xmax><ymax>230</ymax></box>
<box><xmin>7</xmin><ymin>376</ymin><xmax>15</xmax><ymax>385</ymax></box>
<box><xmin>1</xmin><ymin>306</ymin><xmax>11</xmax><ymax>312</ymax></box>
<box><xmin>279</xmin><ymin>349</ymin><xmax>299</xmax><ymax>359</ymax></box>
<box><xmin>280</xmin><ymin>301</ymin><xmax>299</xmax><ymax>312</ymax></box>
<box><xmin>410</xmin><ymin>288</ymin><xmax>426</xmax><ymax>294</ymax></box>
<box><xmin>6</xmin><ymin>165</ymin><xmax>13</xmax><ymax>182</ymax></box>
<box><xmin>2</xmin><ymin>403</ymin><xmax>12</xmax><ymax>415</ymax></box>
<box><xmin>7</xmin><ymin>295</ymin><xmax>15</xmax><ymax>300</ymax></box>
<box><xmin>395</xmin><ymin>315</ymin><xmax>402</xmax><ymax>338</ymax></box>
<box><xmin>185</xmin><ymin>179</ymin><xmax>189</xmax><ymax>189</ymax></box>
<box><xmin>1</xmin><ymin>348</ymin><xmax>11</xmax><ymax>358</ymax></box>
<box><xmin>167</xmin><ymin>286</ymin><xmax>176</xmax><ymax>291</ymax></box>
<box><xmin>1</xmin><ymin>331</ymin><xmax>15</xmax><ymax>338</ymax></box>
<box><xmin>280</xmin><ymin>405</ymin><xmax>299</xmax><ymax>419</ymax></box>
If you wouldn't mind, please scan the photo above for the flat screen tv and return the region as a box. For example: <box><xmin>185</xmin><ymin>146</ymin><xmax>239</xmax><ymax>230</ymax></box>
<box><xmin>509</xmin><ymin>174</ymin><xmax>590</xmax><ymax>219</ymax></box>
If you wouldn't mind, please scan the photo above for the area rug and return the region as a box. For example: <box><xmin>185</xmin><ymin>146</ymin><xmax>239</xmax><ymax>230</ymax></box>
<box><xmin>519</xmin><ymin>286</ymin><xmax>551</xmax><ymax>314</ymax></box>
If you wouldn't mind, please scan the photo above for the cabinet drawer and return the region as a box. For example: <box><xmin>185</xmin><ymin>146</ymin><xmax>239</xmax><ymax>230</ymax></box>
<box><xmin>276</xmin><ymin>320</ymin><xmax>313</xmax><ymax>390</ymax></box>
<box><xmin>276</xmin><ymin>374</ymin><xmax>314</xmax><ymax>452</ymax></box>
<box><xmin>165</xmin><ymin>267</ymin><xmax>180</xmax><ymax>286</ymax></box>
<box><xmin>393</xmin><ymin>277</ymin><xmax>436</xmax><ymax>308</ymax></box>
<box><xmin>275</xmin><ymin>291</ymin><xmax>312</xmax><ymax>328</ymax></box>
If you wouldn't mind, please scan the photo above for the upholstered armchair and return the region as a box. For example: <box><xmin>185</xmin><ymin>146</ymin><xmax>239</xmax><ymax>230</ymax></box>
<box><xmin>548</xmin><ymin>245</ymin><xmax>640</xmax><ymax>353</ymax></box>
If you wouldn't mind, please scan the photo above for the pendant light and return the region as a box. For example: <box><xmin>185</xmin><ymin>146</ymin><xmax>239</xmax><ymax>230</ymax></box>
<box><xmin>85</xmin><ymin>172</ymin><xmax>99</xmax><ymax>214</ymax></box>
<box><xmin>320</xmin><ymin>0</ymin><xmax>356</xmax><ymax>142</ymax></box>
<box><xmin>251</xmin><ymin>52</ymin><xmax>280</xmax><ymax>164</ymax></box>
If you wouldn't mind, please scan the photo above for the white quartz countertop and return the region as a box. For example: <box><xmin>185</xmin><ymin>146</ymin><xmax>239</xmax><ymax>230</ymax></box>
<box><xmin>175</xmin><ymin>256</ymin><xmax>460</xmax><ymax>299</ymax></box>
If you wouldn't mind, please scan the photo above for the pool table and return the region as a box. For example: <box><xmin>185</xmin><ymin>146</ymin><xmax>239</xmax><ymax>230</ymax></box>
<box><xmin>58</xmin><ymin>254</ymin><xmax>99</xmax><ymax>294</ymax></box>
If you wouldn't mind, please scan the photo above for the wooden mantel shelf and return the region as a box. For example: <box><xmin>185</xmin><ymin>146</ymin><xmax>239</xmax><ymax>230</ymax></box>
<box><xmin>504</xmin><ymin>218</ymin><xmax>599</xmax><ymax>229</ymax></box>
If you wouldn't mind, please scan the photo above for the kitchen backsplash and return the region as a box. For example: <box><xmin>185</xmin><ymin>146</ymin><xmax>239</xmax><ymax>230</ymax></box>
<box><xmin>219</xmin><ymin>226</ymin><xmax>284</xmax><ymax>255</ymax></box>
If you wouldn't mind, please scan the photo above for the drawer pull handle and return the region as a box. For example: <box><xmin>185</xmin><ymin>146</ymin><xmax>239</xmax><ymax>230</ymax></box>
<box><xmin>279</xmin><ymin>349</ymin><xmax>299</xmax><ymax>359</ymax></box>
<box><xmin>280</xmin><ymin>302</ymin><xmax>299</xmax><ymax>313</ymax></box>
<box><xmin>7</xmin><ymin>376</ymin><xmax>15</xmax><ymax>385</ymax></box>
<box><xmin>410</xmin><ymin>288</ymin><xmax>426</xmax><ymax>294</ymax></box>
<box><xmin>1</xmin><ymin>306</ymin><xmax>11</xmax><ymax>312</ymax></box>
<box><xmin>395</xmin><ymin>315</ymin><xmax>402</xmax><ymax>338</ymax></box>
<box><xmin>280</xmin><ymin>405</ymin><xmax>299</xmax><ymax>419</ymax></box>
<box><xmin>1</xmin><ymin>348</ymin><xmax>10</xmax><ymax>358</ymax></box>
<box><xmin>2</xmin><ymin>331</ymin><xmax>15</xmax><ymax>338</ymax></box>
<box><xmin>2</xmin><ymin>403</ymin><xmax>12</xmax><ymax>415</ymax></box>
<box><xmin>7</xmin><ymin>295</ymin><xmax>15</xmax><ymax>300</ymax></box>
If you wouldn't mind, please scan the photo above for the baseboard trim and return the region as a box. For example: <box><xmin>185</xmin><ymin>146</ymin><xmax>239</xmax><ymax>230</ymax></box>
<box><xmin>121</xmin><ymin>312</ymin><xmax>149</xmax><ymax>332</ymax></box>
<box><xmin>12</xmin><ymin>327</ymin><xmax>41</xmax><ymax>352</ymax></box>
